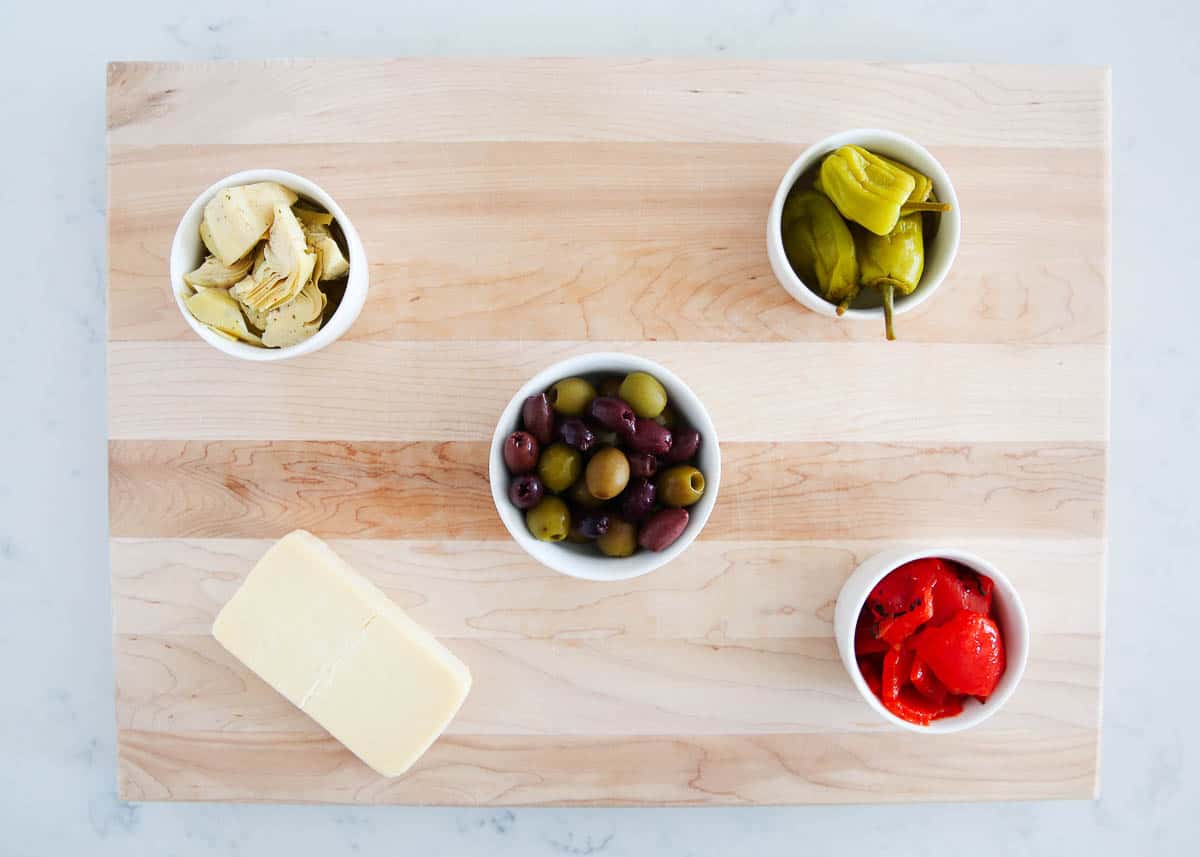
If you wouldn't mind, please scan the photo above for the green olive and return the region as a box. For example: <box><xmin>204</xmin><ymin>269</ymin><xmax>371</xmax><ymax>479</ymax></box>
<box><xmin>654</xmin><ymin>403</ymin><xmax>678</xmax><ymax>428</ymax></box>
<box><xmin>548</xmin><ymin>377</ymin><xmax>597</xmax><ymax>417</ymax></box>
<box><xmin>537</xmin><ymin>442</ymin><xmax>582</xmax><ymax>493</ymax></box>
<box><xmin>618</xmin><ymin>372</ymin><xmax>668</xmax><ymax>419</ymax></box>
<box><xmin>586</xmin><ymin>447</ymin><xmax>630</xmax><ymax>500</ymax></box>
<box><xmin>568</xmin><ymin>477</ymin><xmax>606</xmax><ymax>509</ymax></box>
<box><xmin>526</xmin><ymin>496</ymin><xmax>570</xmax><ymax>542</ymax></box>
<box><xmin>656</xmin><ymin>465</ymin><xmax>705</xmax><ymax>507</ymax></box>
<box><xmin>597</xmin><ymin>518</ymin><xmax>637</xmax><ymax>557</ymax></box>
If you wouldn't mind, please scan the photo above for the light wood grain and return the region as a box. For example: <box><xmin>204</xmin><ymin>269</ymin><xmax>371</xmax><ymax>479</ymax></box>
<box><xmin>117</xmin><ymin>729</ymin><xmax>1099</xmax><ymax>805</ymax></box>
<box><xmin>109</xmin><ymin>441</ymin><xmax>1104</xmax><ymax>540</ymax></box>
<box><xmin>110</xmin><ymin>538</ymin><xmax>1105</xmax><ymax>639</ymax></box>
<box><xmin>115</xmin><ymin>631</ymin><xmax>1096</xmax><ymax>737</ymax></box>
<box><xmin>108</xmin><ymin>341</ymin><xmax>1108</xmax><ymax>443</ymax></box>
<box><xmin>107</xmin><ymin>142</ymin><xmax>1106</xmax><ymax>346</ymax></box>
<box><xmin>107</xmin><ymin>60</ymin><xmax>1108</xmax><ymax>148</ymax></box>
<box><xmin>112</xmin><ymin>536</ymin><xmax>1101</xmax><ymax>743</ymax></box>
<box><xmin>107</xmin><ymin>59</ymin><xmax>1109</xmax><ymax>805</ymax></box>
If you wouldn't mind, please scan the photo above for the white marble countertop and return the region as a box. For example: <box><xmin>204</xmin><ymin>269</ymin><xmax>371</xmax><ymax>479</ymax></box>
<box><xmin>4</xmin><ymin>0</ymin><xmax>1196</xmax><ymax>853</ymax></box>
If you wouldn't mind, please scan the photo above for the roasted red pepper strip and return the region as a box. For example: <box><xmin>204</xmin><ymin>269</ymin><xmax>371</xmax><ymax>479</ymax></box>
<box><xmin>877</xmin><ymin>646</ymin><xmax>955</xmax><ymax>724</ymax></box>
<box><xmin>893</xmin><ymin>687</ymin><xmax>963</xmax><ymax>725</ymax></box>
<box><xmin>974</xmin><ymin>573</ymin><xmax>995</xmax><ymax>616</ymax></box>
<box><xmin>876</xmin><ymin>597</ymin><xmax>934</xmax><ymax>647</ymax></box>
<box><xmin>854</xmin><ymin>610</ymin><xmax>891</xmax><ymax>654</ymax></box>
<box><xmin>929</xmin><ymin>563</ymin><xmax>994</xmax><ymax>626</ymax></box>
<box><xmin>867</xmin><ymin>559</ymin><xmax>938</xmax><ymax>646</ymax></box>
<box><xmin>867</xmin><ymin>558</ymin><xmax>941</xmax><ymax>616</ymax></box>
<box><xmin>881</xmin><ymin>646</ymin><xmax>911</xmax><ymax>702</ymax></box>
<box><xmin>938</xmin><ymin>696</ymin><xmax>965</xmax><ymax>720</ymax></box>
<box><xmin>857</xmin><ymin>655</ymin><xmax>884</xmax><ymax>697</ymax></box>
<box><xmin>909</xmin><ymin>654</ymin><xmax>948</xmax><ymax>704</ymax></box>
<box><xmin>915</xmin><ymin>609</ymin><xmax>1006</xmax><ymax>698</ymax></box>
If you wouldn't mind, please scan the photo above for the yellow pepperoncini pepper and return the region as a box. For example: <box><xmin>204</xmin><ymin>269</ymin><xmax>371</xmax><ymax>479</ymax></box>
<box><xmin>817</xmin><ymin>145</ymin><xmax>916</xmax><ymax>236</ymax></box>
<box><xmin>882</xmin><ymin>155</ymin><xmax>954</xmax><ymax>215</ymax></box>
<box><xmin>855</xmin><ymin>212</ymin><xmax>925</xmax><ymax>340</ymax></box>
<box><xmin>781</xmin><ymin>189</ymin><xmax>860</xmax><ymax>312</ymax></box>
<box><xmin>817</xmin><ymin>151</ymin><xmax>952</xmax><ymax>217</ymax></box>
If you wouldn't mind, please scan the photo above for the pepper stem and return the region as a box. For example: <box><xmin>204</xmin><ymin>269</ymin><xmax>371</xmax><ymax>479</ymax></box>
<box><xmin>900</xmin><ymin>201</ymin><xmax>952</xmax><ymax>215</ymax></box>
<box><xmin>881</xmin><ymin>283</ymin><xmax>896</xmax><ymax>341</ymax></box>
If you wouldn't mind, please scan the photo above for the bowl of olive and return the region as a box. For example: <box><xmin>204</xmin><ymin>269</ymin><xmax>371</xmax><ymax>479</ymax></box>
<box><xmin>489</xmin><ymin>353</ymin><xmax>720</xmax><ymax>582</ymax></box>
<box><xmin>767</xmin><ymin>129</ymin><xmax>961</xmax><ymax>340</ymax></box>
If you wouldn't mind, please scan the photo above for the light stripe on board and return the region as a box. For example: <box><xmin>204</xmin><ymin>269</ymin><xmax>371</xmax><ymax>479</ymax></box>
<box><xmin>110</xmin><ymin>537</ymin><xmax>1104</xmax><ymax>639</ymax></box>
<box><xmin>115</xmin><ymin>631</ymin><xmax>1097</xmax><ymax>737</ymax></box>
<box><xmin>108</xmin><ymin>60</ymin><xmax>1108</xmax><ymax>148</ymax></box>
<box><xmin>117</xmin><ymin>727</ymin><xmax>1099</xmax><ymax>804</ymax></box>
<box><xmin>109</xmin><ymin>142</ymin><xmax>1106</xmax><ymax>346</ymax></box>
<box><xmin>108</xmin><ymin>341</ymin><xmax>1108</xmax><ymax>443</ymax></box>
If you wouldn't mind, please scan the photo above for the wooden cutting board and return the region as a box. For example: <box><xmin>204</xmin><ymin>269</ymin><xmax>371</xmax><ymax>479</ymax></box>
<box><xmin>107</xmin><ymin>59</ymin><xmax>1109</xmax><ymax>805</ymax></box>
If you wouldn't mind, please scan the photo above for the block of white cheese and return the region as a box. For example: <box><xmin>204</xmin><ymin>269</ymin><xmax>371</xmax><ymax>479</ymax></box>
<box><xmin>213</xmin><ymin>530</ymin><xmax>471</xmax><ymax>777</ymax></box>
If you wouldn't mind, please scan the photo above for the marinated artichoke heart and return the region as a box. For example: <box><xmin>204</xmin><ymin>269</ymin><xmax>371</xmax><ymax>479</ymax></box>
<box><xmin>185</xmin><ymin>287</ymin><xmax>263</xmax><ymax>345</ymax></box>
<box><xmin>234</xmin><ymin>284</ymin><xmax>272</xmax><ymax>331</ymax></box>
<box><xmin>199</xmin><ymin>181</ymin><xmax>298</xmax><ymax>266</ymax></box>
<box><xmin>242</xmin><ymin>181</ymin><xmax>299</xmax><ymax>212</ymax></box>
<box><xmin>231</xmin><ymin>257</ymin><xmax>269</xmax><ymax>311</ymax></box>
<box><xmin>183</xmin><ymin>254</ymin><xmax>253</xmax><ymax>290</ymax></box>
<box><xmin>262</xmin><ymin>318</ymin><xmax>321</xmax><ymax>348</ymax></box>
<box><xmin>262</xmin><ymin>280</ymin><xmax>325</xmax><ymax>347</ymax></box>
<box><xmin>230</xmin><ymin>204</ymin><xmax>315</xmax><ymax>312</ymax></box>
<box><xmin>199</xmin><ymin>218</ymin><xmax>218</xmax><ymax>259</ymax></box>
<box><xmin>205</xmin><ymin>325</ymin><xmax>239</xmax><ymax>342</ymax></box>
<box><xmin>294</xmin><ymin>206</ymin><xmax>334</xmax><ymax>228</ymax></box>
<box><xmin>303</xmin><ymin>221</ymin><xmax>349</xmax><ymax>282</ymax></box>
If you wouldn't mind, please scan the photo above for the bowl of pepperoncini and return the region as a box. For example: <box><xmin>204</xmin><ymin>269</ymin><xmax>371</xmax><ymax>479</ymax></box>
<box><xmin>767</xmin><ymin>129</ymin><xmax>961</xmax><ymax>340</ymax></box>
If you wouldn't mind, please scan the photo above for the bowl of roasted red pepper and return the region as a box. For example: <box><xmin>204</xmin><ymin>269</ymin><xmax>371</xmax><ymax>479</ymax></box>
<box><xmin>834</xmin><ymin>548</ymin><xmax>1029</xmax><ymax>732</ymax></box>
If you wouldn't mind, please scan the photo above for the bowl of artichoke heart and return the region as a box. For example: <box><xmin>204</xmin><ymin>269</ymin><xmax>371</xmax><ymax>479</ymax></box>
<box><xmin>169</xmin><ymin>169</ymin><xmax>368</xmax><ymax>360</ymax></box>
<box><xmin>767</xmin><ymin>130</ymin><xmax>960</xmax><ymax>340</ymax></box>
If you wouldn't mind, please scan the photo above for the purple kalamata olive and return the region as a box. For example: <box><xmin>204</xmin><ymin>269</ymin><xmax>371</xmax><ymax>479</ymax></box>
<box><xmin>627</xmin><ymin>451</ymin><xmax>659</xmax><ymax>479</ymax></box>
<box><xmin>637</xmin><ymin>507</ymin><xmax>689</xmax><ymax>552</ymax></box>
<box><xmin>587</xmin><ymin>396</ymin><xmax>637</xmax><ymax>437</ymax></box>
<box><xmin>627</xmin><ymin>418</ymin><xmax>673</xmax><ymax>456</ymax></box>
<box><xmin>573</xmin><ymin>512</ymin><xmax>611</xmax><ymax>539</ymax></box>
<box><xmin>558</xmin><ymin>418</ymin><xmax>597</xmax><ymax>452</ymax></box>
<box><xmin>508</xmin><ymin>474</ymin><xmax>544</xmax><ymax>509</ymax></box>
<box><xmin>503</xmin><ymin>431</ymin><xmax>540</xmax><ymax>474</ymax></box>
<box><xmin>666</xmin><ymin>428</ymin><xmax>701</xmax><ymax>463</ymax></box>
<box><xmin>620</xmin><ymin>478</ymin><xmax>657</xmax><ymax>522</ymax></box>
<box><xmin>521</xmin><ymin>393</ymin><xmax>556</xmax><ymax>445</ymax></box>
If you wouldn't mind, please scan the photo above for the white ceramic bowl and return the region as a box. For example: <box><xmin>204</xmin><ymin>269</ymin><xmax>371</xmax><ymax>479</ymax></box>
<box><xmin>833</xmin><ymin>547</ymin><xmax>1029</xmax><ymax>733</ymax></box>
<box><xmin>767</xmin><ymin>129</ymin><xmax>961</xmax><ymax>325</ymax></box>
<box><xmin>490</xmin><ymin>353</ymin><xmax>720</xmax><ymax>582</ymax></box>
<box><xmin>169</xmin><ymin>169</ymin><xmax>368</xmax><ymax>361</ymax></box>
